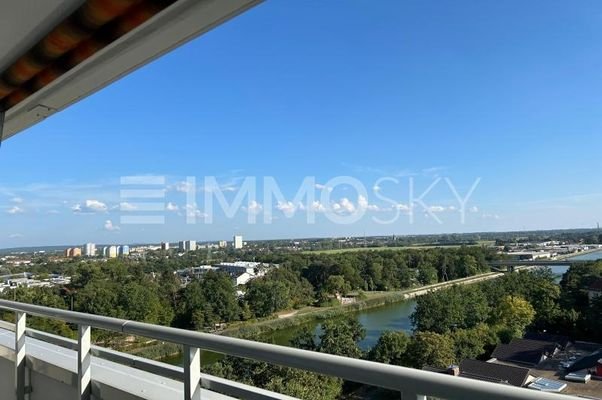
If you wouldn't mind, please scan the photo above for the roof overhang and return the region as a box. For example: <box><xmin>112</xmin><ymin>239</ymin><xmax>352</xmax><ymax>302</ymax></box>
<box><xmin>0</xmin><ymin>0</ymin><xmax>262</xmax><ymax>141</ymax></box>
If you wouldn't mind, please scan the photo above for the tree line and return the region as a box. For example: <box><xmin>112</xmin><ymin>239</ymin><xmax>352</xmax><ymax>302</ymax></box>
<box><xmin>1</xmin><ymin>246</ymin><xmax>495</xmax><ymax>335</ymax></box>
<box><xmin>206</xmin><ymin>262</ymin><xmax>602</xmax><ymax>399</ymax></box>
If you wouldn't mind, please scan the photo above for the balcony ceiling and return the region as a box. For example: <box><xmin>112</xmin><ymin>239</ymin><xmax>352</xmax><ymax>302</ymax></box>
<box><xmin>0</xmin><ymin>1</ymin><xmax>86</xmax><ymax>74</ymax></box>
<box><xmin>0</xmin><ymin>0</ymin><xmax>262</xmax><ymax>141</ymax></box>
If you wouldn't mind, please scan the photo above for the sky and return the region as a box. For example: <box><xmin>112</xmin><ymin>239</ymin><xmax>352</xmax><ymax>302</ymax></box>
<box><xmin>1</xmin><ymin>0</ymin><xmax>602</xmax><ymax>247</ymax></box>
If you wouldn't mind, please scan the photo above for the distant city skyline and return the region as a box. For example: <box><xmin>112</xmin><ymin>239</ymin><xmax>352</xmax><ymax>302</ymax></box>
<box><xmin>1</xmin><ymin>0</ymin><xmax>602</xmax><ymax>247</ymax></box>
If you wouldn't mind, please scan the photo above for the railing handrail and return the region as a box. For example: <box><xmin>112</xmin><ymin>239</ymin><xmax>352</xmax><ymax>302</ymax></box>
<box><xmin>0</xmin><ymin>299</ymin><xmax>580</xmax><ymax>400</ymax></box>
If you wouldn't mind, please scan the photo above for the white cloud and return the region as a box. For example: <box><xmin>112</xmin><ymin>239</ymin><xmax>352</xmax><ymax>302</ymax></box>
<box><xmin>372</xmin><ymin>185</ymin><xmax>381</xmax><ymax>193</ymax></box>
<box><xmin>482</xmin><ymin>213</ymin><xmax>501</xmax><ymax>220</ymax></box>
<box><xmin>104</xmin><ymin>220</ymin><xmax>120</xmax><ymax>231</ymax></box>
<box><xmin>246</xmin><ymin>200</ymin><xmax>263</xmax><ymax>215</ymax></box>
<box><xmin>119</xmin><ymin>202</ymin><xmax>137</xmax><ymax>211</ymax></box>
<box><xmin>311</xmin><ymin>201</ymin><xmax>326</xmax><ymax>212</ymax></box>
<box><xmin>166</xmin><ymin>202</ymin><xmax>179</xmax><ymax>212</ymax></box>
<box><xmin>357</xmin><ymin>195</ymin><xmax>386</xmax><ymax>212</ymax></box>
<box><xmin>73</xmin><ymin>199</ymin><xmax>108</xmax><ymax>213</ymax></box>
<box><xmin>424</xmin><ymin>205</ymin><xmax>460</xmax><ymax>213</ymax></box>
<box><xmin>8</xmin><ymin>233</ymin><xmax>24</xmax><ymax>239</ymax></box>
<box><xmin>172</xmin><ymin>181</ymin><xmax>195</xmax><ymax>193</ymax></box>
<box><xmin>357</xmin><ymin>195</ymin><xmax>381</xmax><ymax>211</ymax></box>
<box><xmin>469</xmin><ymin>206</ymin><xmax>479</xmax><ymax>213</ymax></box>
<box><xmin>395</xmin><ymin>203</ymin><xmax>410</xmax><ymax>211</ymax></box>
<box><xmin>10</xmin><ymin>197</ymin><xmax>23</xmax><ymax>203</ymax></box>
<box><xmin>358</xmin><ymin>195</ymin><xmax>369</xmax><ymax>209</ymax></box>
<box><xmin>183</xmin><ymin>204</ymin><xmax>207</xmax><ymax>218</ymax></box>
<box><xmin>277</xmin><ymin>201</ymin><xmax>297</xmax><ymax>214</ymax></box>
<box><xmin>7</xmin><ymin>206</ymin><xmax>24</xmax><ymax>214</ymax></box>
<box><xmin>47</xmin><ymin>210</ymin><xmax>60</xmax><ymax>214</ymax></box>
<box><xmin>333</xmin><ymin>198</ymin><xmax>356</xmax><ymax>214</ymax></box>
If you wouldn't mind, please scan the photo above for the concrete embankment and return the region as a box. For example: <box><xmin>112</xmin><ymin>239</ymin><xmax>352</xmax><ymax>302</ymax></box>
<box><xmin>401</xmin><ymin>272</ymin><xmax>503</xmax><ymax>299</ymax></box>
<box><xmin>557</xmin><ymin>248</ymin><xmax>602</xmax><ymax>260</ymax></box>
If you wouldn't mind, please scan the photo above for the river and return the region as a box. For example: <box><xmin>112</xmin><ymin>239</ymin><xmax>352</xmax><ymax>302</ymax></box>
<box><xmin>548</xmin><ymin>249</ymin><xmax>602</xmax><ymax>281</ymax></box>
<box><xmin>162</xmin><ymin>249</ymin><xmax>602</xmax><ymax>365</ymax></box>
<box><xmin>265</xmin><ymin>250</ymin><xmax>602</xmax><ymax>351</ymax></box>
<box><xmin>262</xmin><ymin>298</ymin><xmax>417</xmax><ymax>351</ymax></box>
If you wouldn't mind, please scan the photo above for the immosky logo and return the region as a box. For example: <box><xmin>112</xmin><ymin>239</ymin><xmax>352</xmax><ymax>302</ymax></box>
<box><xmin>119</xmin><ymin>175</ymin><xmax>481</xmax><ymax>226</ymax></box>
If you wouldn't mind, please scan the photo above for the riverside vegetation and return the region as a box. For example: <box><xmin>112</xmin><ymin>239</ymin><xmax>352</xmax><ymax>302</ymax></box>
<box><xmin>1</xmin><ymin>246</ymin><xmax>600</xmax><ymax>399</ymax></box>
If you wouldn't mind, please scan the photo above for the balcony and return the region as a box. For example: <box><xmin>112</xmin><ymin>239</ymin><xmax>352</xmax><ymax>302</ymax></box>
<box><xmin>0</xmin><ymin>299</ymin><xmax>582</xmax><ymax>400</ymax></box>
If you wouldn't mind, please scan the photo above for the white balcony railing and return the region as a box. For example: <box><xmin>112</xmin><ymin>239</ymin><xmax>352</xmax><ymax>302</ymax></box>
<box><xmin>0</xmin><ymin>299</ymin><xmax>581</xmax><ymax>400</ymax></box>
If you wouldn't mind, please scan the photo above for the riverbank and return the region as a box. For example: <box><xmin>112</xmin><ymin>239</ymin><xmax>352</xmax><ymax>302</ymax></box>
<box><xmin>220</xmin><ymin>271</ymin><xmax>503</xmax><ymax>340</ymax></box>
<box><xmin>558</xmin><ymin>247</ymin><xmax>602</xmax><ymax>260</ymax></box>
<box><xmin>153</xmin><ymin>253</ymin><xmax>602</xmax><ymax>364</ymax></box>
<box><xmin>147</xmin><ymin>271</ymin><xmax>503</xmax><ymax>364</ymax></box>
<box><xmin>132</xmin><ymin>272</ymin><xmax>503</xmax><ymax>362</ymax></box>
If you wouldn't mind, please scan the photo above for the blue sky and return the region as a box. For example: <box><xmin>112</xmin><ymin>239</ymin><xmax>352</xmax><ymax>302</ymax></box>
<box><xmin>1</xmin><ymin>0</ymin><xmax>602</xmax><ymax>247</ymax></box>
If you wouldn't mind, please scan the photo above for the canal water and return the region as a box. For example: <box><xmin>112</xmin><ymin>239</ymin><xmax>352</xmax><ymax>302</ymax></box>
<box><xmin>548</xmin><ymin>249</ymin><xmax>602</xmax><ymax>282</ymax></box>
<box><xmin>263</xmin><ymin>249</ymin><xmax>602</xmax><ymax>351</ymax></box>
<box><xmin>163</xmin><ymin>249</ymin><xmax>602</xmax><ymax>365</ymax></box>
<box><xmin>262</xmin><ymin>299</ymin><xmax>417</xmax><ymax>351</ymax></box>
<box><xmin>566</xmin><ymin>249</ymin><xmax>602</xmax><ymax>261</ymax></box>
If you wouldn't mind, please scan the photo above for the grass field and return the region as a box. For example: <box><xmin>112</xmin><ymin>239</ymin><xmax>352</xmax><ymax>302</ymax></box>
<box><xmin>301</xmin><ymin>241</ymin><xmax>495</xmax><ymax>255</ymax></box>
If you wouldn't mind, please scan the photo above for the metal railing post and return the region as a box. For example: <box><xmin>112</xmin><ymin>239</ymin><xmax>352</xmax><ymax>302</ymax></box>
<box><xmin>78</xmin><ymin>325</ymin><xmax>91</xmax><ymax>400</ymax></box>
<box><xmin>0</xmin><ymin>299</ymin><xmax>585</xmax><ymax>400</ymax></box>
<box><xmin>15</xmin><ymin>312</ymin><xmax>26</xmax><ymax>400</ymax></box>
<box><xmin>183</xmin><ymin>345</ymin><xmax>201</xmax><ymax>400</ymax></box>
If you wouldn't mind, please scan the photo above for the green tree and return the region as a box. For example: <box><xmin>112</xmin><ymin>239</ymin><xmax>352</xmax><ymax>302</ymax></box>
<box><xmin>405</xmin><ymin>332</ymin><xmax>456</xmax><ymax>369</ymax></box>
<box><xmin>584</xmin><ymin>295</ymin><xmax>602</xmax><ymax>342</ymax></box>
<box><xmin>495</xmin><ymin>295</ymin><xmax>535</xmax><ymax>339</ymax></box>
<box><xmin>207</xmin><ymin>356</ymin><xmax>342</xmax><ymax>400</ymax></box>
<box><xmin>198</xmin><ymin>271</ymin><xmax>241</xmax><ymax>322</ymax></box>
<box><xmin>265</xmin><ymin>369</ymin><xmax>342</xmax><ymax>400</ymax></box>
<box><xmin>118</xmin><ymin>281</ymin><xmax>167</xmax><ymax>324</ymax></box>
<box><xmin>76</xmin><ymin>280</ymin><xmax>122</xmax><ymax>318</ymax></box>
<box><xmin>319</xmin><ymin>318</ymin><xmax>366</xmax><ymax>358</ymax></box>
<box><xmin>289</xmin><ymin>327</ymin><xmax>317</xmax><ymax>351</ymax></box>
<box><xmin>451</xmin><ymin>324</ymin><xmax>498</xmax><ymax>361</ymax></box>
<box><xmin>412</xmin><ymin>285</ymin><xmax>489</xmax><ymax>334</ymax></box>
<box><xmin>2</xmin><ymin>287</ymin><xmax>74</xmax><ymax>338</ymax></box>
<box><xmin>458</xmin><ymin>255</ymin><xmax>479</xmax><ymax>277</ymax></box>
<box><xmin>71</xmin><ymin>263</ymin><xmax>102</xmax><ymax>288</ymax></box>
<box><xmin>368</xmin><ymin>331</ymin><xmax>409</xmax><ymax>365</ymax></box>
<box><xmin>178</xmin><ymin>272</ymin><xmax>240</xmax><ymax>329</ymax></box>
<box><xmin>527</xmin><ymin>269</ymin><xmax>561</xmax><ymax>330</ymax></box>
<box><xmin>245</xmin><ymin>279</ymin><xmax>290</xmax><ymax>318</ymax></box>
<box><xmin>324</xmin><ymin>275</ymin><xmax>351</xmax><ymax>296</ymax></box>
<box><xmin>417</xmin><ymin>264</ymin><xmax>438</xmax><ymax>285</ymax></box>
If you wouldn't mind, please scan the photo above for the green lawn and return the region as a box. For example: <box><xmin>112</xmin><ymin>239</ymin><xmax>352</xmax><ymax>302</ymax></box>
<box><xmin>301</xmin><ymin>242</ymin><xmax>492</xmax><ymax>255</ymax></box>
